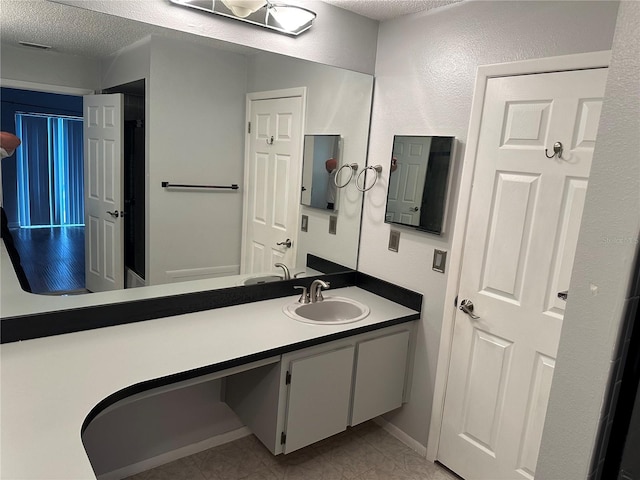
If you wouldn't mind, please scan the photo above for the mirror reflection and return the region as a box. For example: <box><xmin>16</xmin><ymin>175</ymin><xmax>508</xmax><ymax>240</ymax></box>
<box><xmin>0</xmin><ymin>0</ymin><xmax>373</xmax><ymax>300</ymax></box>
<box><xmin>301</xmin><ymin>134</ymin><xmax>341</xmax><ymax>211</ymax></box>
<box><xmin>385</xmin><ymin>135</ymin><xmax>454</xmax><ymax>235</ymax></box>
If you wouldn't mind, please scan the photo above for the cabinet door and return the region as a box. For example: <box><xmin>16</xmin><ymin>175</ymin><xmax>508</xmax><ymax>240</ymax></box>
<box><xmin>351</xmin><ymin>330</ymin><xmax>410</xmax><ymax>425</ymax></box>
<box><xmin>284</xmin><ymin>345</ymin><xmax>355</xmax><ymax>453</ymax></box>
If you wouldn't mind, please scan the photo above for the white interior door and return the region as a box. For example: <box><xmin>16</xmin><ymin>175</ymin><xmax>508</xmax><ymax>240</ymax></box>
<box><xmin>242</xmin><ymin>94</ymin><xmax>303</xmax><ymax>275</ymax></box>
<box><xmin>438</xmin><ymin>68</ymin><xmax>607</xmax><ymax>480</ymax></box>
<box><xmin>83</xmin><ymin>93</ymin><xmax>124</xmax><ymax>292</ymax></box>
<box><xmin>386</xmin><ymin>136</ymin><xmax>430</xmax><ymax>224</ymax></box>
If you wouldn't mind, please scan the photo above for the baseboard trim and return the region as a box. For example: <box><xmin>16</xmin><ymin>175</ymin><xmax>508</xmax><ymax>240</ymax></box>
<box><xmin>373</xmin><ymin>416</ymin><xmax>427</xmax><ymax>457</ymax></box>
<box><xmin>165</xmin><ymin>265</ymin><xmax>240</xmax><ymax>282</ymax></box>
<box><xmin>97</xmin><ymin>427</ymin><xmax>252</xmax><ymax>480</ymax></box>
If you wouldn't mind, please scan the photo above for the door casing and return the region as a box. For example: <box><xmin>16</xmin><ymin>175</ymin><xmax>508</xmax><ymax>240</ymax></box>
<box><xmin>241</xmin><ymin>87</ymin><xmax>307</xmax><ymax>275</ymax></box>
<box><xmin>426</xmin><ymin>50</ymin><xmax>612</xmax><ymax>462</ymax></box>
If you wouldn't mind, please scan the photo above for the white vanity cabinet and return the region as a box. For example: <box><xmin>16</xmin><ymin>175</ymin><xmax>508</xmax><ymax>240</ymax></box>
<box><xmin>225</xmin><ymin>323</ymin><xmax>413</xmax><ymax>455</ymax></box>
<box><xmin>350</xmin><ymin>329</ymin><xmax>411</xmax><ymax>426</ymax></box>
<box><xmin>282</xmin><ymin>345</ymin><xmax>355</xmax><ymax>453</ymax></box>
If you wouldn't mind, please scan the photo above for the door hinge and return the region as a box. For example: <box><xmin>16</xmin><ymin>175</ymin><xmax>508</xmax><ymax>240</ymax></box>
<box><xmin>285</xmin><ymin>371</ymin><xmax>291</xmax><ymax>385</ymax></box>
<box><xmin>247</xmin><ymin>121</ymin><xmax>251</xmax><ymax>133</ymax></box>
<box><xmin>281</xmin><ymin>432</ymin><xmax>286</xmax><ymax>445</ymax></box>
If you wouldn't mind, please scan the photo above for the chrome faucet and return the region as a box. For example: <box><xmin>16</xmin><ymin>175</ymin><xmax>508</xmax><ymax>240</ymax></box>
<box><xmin>310</xmin><ymin>279</ymin><xmax>330</xmax><ymax>303</ymax></box>
<box><xmin>274</xmin><ymin>263</ymin><xmax>290</xmax><ymax>280</ymax></box>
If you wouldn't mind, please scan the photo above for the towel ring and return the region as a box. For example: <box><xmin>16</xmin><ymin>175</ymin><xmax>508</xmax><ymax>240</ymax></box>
<box><xmin>356</xmin><ymin>165</ymin><xmax>383</xmax><ymax>192</ymax></box>
<box><xmin>334</xmin><ymin>163</ymin><xmax>359</xmax><ymax>188</ymax></box>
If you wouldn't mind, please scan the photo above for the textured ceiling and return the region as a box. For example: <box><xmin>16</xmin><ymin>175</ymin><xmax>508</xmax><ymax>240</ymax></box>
<box><xmin>1</xmin><ymin>0</ymin><xmax>162</xmax><ymax>58</ymax></box>
<box><xmin>321</xmin><ymin>0</ymin><xmax>464</xmax><ymax>21</ymax></box>
<box><xmin>0</xmin><ymin>0</ymin><xmax>464</xmax><ymax>59</ymax></box>
<box><xmin>0</xmin><ymin>0</ymin><xmax>258</xmax><ymax>58</ymax></box>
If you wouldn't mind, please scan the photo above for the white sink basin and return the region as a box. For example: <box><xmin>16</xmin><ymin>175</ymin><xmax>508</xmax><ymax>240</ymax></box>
<box><xmin>283</xmin><ymin>296</ymin><xmax>370</xmax><ymax>324</ymax></box>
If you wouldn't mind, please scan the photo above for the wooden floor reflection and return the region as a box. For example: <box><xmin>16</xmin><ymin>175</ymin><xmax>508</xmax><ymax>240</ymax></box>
<box><xmin>11</xmin><ymin>226</ymin><xmax>86</xmax><ymax>294</ymax></box>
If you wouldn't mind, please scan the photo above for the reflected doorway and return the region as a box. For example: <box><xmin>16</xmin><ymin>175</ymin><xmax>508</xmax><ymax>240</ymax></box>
<box><xmin>0</xmin><ymin>83</ymin><xmax>146</xmax><ymax>294</ymax></box>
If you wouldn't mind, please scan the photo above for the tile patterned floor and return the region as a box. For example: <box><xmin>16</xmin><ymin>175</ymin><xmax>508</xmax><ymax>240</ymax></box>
<box><xmin>125</xmin><ymin>421</ymin><xmax>460</xmax><ymax>480</ymax></box>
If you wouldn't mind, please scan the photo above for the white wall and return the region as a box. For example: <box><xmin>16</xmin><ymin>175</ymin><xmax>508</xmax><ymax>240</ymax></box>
<box><xmin>536</xmin><ymin>2</ymin><xmax>640</xmax><ymax>478</ymax></box>
<box><xmin>363</xmin><ymin>0</ymin><xmax>620</xmax><ymax>447</ymax></box>
<box><xmin>56</xmin><ymin>0</ymin><xmax>379</xmax><ymax>74</ymax></box>
<box><xmin>0</xmin><ymin>43</ymin><xmax>100</xmax><ymax>91</ymax></box>
<box><xmin>247</xmin><ymin>53</ymin><xmax>373</xmax><ymax>270</ymax></box>
<box><xmin>100</xmin><ymin>37</ymin><xmax>151</xmax><ymax>91</ymax></box>
<box><xmin>147</xmin><ymin>35</ymin><xmax>248</xmax><ymax>285</ymax></box>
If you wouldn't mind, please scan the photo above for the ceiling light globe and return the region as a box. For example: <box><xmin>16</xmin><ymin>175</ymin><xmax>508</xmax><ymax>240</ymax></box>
<box><xmin>221</xmin><ymin>0</ymin><xmax>266</xmax><ymax>18</ymax></box>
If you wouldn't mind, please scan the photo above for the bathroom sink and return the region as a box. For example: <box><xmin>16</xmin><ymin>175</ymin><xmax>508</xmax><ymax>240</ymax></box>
<box><xmin>283</xmin><ymin>296</ymin><xmax>370</xmax><ymax>324</ymax></box>
<box><xmin>243</xmin><ymin>275</ymin><xmax>282</xmax><ymax>285</ymax></box>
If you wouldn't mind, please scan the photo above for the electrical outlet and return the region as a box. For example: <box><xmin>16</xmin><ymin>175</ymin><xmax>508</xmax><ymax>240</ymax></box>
<box><xmin>329</xmin><ymin>215</ymin><xmax>337</xmax><ymax>235</ymax></box>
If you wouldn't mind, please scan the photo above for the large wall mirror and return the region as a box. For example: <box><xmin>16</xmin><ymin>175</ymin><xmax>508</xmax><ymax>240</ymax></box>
<box><xmin>385</xmin><ymin>135</ymin><xmax>455</xmax><ymax>235</ymax></box>
<box><xmin>0</xmin><ymin>0</ymin><xmax>373</xmax><ymax>315</ymax></box>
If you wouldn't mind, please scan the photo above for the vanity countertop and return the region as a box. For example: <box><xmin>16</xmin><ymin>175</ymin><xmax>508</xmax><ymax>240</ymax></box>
<box><xmin>0</xmin><ymin>285</ymin><xmax>419</xmax><ymax>480</ymax></box>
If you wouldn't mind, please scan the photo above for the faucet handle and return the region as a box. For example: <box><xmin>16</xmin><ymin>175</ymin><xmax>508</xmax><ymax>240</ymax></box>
<box><xmin>294</xmin><ymin>286</ymin><xmax>310</xmax><ymax>304</ymax></box>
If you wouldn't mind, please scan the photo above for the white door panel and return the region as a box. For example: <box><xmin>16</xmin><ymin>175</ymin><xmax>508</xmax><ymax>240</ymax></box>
<box><xmin>386</xmin><ymin>137</ymin><xmax>430</xmax><ymax>224</ymax></box>
<box><xmin>438</xmin><ymin>68</ymin><xmax>608</xmax><ymax>480</ymax></box>
<box><xmin>83</xmin><ymin>94</ymin><xmax>124</xmax><ymax>292</ymax></box>
<box><xmin>243</xmin><ymin>95</ymin><xmax>302</xmax><ymax>275</ymax></box>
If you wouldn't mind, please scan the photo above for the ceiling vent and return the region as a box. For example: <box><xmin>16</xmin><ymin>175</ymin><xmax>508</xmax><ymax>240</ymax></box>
<box><xmin>18</xmin><ymin>41</ymin><xmax>53</xmax><ymax>50</ymax></box>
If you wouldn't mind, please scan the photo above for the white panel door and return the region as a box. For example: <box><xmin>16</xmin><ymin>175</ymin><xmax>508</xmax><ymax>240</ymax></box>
<box><xmin>283</xmin><ymin>345</ymin><xmax>355</xmax><ymax>454</ymax></box>
<box><xmin>83</xmin><ymin>94</ymin><xmax>124</xmax><ymax>292</ymax></box>
<box><xmin>438</xmin><ymin>68</ymin><xmax>607</xmax><ymax>480</ymax></box>
<box><xmin>386</xmin><ymin>136</ymin><xmax>431</xmax><ymax>224</ymax></box>
<box><xmin>243</xmin><ymin>96</ymin><xmax>302</xmax><ymax>274</ymax></box>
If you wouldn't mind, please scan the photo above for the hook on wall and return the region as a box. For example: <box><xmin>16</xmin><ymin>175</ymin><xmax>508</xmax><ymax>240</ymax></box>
<box><xmin>266</xmin><ymin>136</ymin><xmax>274</xmax><ymax>145</ymax></box>
<box><xmin>356</xmin><ymin>164</ymin><xmax>383</xmax><ymax>192</ymax></box>
<box><xmin>545</xmin><ymin>141</ymin><xmax>563</xmax><ymax>159</ymax></box>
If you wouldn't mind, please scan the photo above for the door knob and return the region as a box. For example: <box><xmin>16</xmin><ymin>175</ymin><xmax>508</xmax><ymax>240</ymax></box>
<box><xmin>459</xmin><ymin>299</ymin><xmax>480</xmax><ymax>319</ymax></box>
<box><xmin>409</xmin><ymin>206</ymin><xmax>419</xmax><ymax>212</ymax></box>
<box><xmin>277</xmin><ymin>238</ymin><xmax>292</xmax><ymax>248</ymax></box>
<box><xmin>106</xmin><ymin>210</ymin><xmax>120</xmax><ymax>218</ymax></box>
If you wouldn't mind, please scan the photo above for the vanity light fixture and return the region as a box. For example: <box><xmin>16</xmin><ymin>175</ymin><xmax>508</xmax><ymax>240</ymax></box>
<box><xmin>169</xmin><ymin>0</ymin><xmax>317</xmax><ymax>36</ymax></box>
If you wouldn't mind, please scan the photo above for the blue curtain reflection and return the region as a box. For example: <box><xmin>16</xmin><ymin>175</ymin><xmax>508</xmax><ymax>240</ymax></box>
<box><xmin>15</xmin><ymin>113</ymin><xmax>84</xmax><ymax>227</ymax></box>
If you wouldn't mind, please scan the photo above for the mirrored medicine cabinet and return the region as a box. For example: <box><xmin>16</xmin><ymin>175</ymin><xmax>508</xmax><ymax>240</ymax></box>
<box><xmin>384</xmin><ymin>135</ymin><xmax>455</xmax><ymax>235</ymax></box>
<box><xmin>301</xmin><ymin>134</ymin><xmax>342</xmax><ymax>211</ymax></box>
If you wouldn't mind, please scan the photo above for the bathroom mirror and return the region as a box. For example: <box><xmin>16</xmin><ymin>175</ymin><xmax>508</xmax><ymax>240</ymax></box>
<box><xmin>0</xmin><ymin>0</ymin><xmax>372</xmax><ymax>310</ymax></box>
<box><xmin>385</xmin><ymin>135</ymin><xmax>455</xmax><ymax>235</ymax></box>
<box><xmin>301</xmin><ymin>134</ymin><xmax>341</xmax><ymax>211</ymax></box>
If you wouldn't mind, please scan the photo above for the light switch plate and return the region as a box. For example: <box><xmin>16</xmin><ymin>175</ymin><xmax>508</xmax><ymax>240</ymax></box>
<box><xmin>329</xmin><ymin>215</ymin><xmax>337</xmax><ymax>235</ymax></box>
<box><xmin>301</xmin><ymin>215</ymin><xmax>308</xmax><ymax>232</ymax></box>
<box><xmin>388</xmin><ymin>230</ymin><xmax>400</xmax><ymax>252</ymax></box>
<box><xmin>433</xmin><ymin>249</ymin><xmax>447</xmax><ymax>273</ymax></box>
